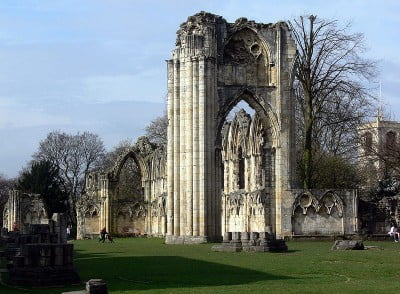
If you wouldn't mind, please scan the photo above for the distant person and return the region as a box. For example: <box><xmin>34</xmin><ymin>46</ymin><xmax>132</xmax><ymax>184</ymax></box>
<box><xmin>99</xmin><ymin>227</ymin><xmax>107</xmax><ymax>243</ymax></box>
<box><xmin>66</xmin><ymin>225</ymin><xmax>71</xmax><ymax>240</ymax></box>
<box><xmin>388</xmin><ymin>224</ymin><xmax>399</xmax><ymax>242</ymax></box>
<box><xmin>12</xmin><ymin>222</ymin><xmax>19</xmax><ymax>232</ymax></box>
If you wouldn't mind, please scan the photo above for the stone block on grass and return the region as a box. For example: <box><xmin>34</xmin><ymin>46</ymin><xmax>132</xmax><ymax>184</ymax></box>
<box><xmin>331</xmin><ymin>240</ymin><xmax>364</xmax><ymax>250</ymax></box>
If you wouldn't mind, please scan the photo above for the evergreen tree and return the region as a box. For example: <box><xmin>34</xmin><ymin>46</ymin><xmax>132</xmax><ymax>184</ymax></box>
<box><xmin>18</xmin><ymin>160</ymin><xmax>68</xmax><ymax>217</ymax></box>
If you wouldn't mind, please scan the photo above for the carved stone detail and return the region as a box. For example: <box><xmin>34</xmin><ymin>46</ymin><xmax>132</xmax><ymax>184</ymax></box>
<box><xmin>292</xmin><ymin>191</ymin><xmax>344</xmax><ymax>217</ymax></box>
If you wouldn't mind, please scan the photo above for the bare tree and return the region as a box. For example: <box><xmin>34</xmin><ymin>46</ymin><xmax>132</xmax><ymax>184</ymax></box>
<box><xmin>145</xmin><ymin>112</ymin><xmax>168</xmax><ymax>147</ymax></box>
<box><xmin>290</xmin><ymin>15</ymin><xmax>377</xmax><ymax>188</ymax></box>
<box><xmin>33</xmin><ymin>131</ymin><xmax>105</xmax><ymax>224</ymax></box>
<box><xmin>0</xmin><ymin>173</ymin><xmax>15</xmax><ymax>199</ymax></box>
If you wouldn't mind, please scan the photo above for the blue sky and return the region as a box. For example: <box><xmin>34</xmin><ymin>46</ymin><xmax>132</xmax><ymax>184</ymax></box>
<box><xmin>1</xmin><ymin>0</ymin><xmax>399</xmax><ymax>178</ymax></box>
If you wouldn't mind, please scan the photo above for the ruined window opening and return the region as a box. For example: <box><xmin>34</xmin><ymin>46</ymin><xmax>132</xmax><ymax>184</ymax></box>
<box><xmin>116</xmin><ymin>156</ymin><xmax>143</xmax><ymax>201</ymax></box>
<box><xmin>363</xmin><ymin>132</ymin><xmax>373</xmax><ymax>155</ymax></box>
<box><xmin>386</xmin><ymin>131</ymin><xmax>396</xmax><ymax>155</ymax></box>
<box><xmin>226</xmin><ymin>100</ymin><xmax>255</xmax><ymax>122</ymax></box>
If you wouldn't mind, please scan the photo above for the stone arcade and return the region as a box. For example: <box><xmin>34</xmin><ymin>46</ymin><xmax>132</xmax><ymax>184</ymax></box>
<box><xmin>4</xmin><ymin>12</ymin><xmax>359</xmax><ymax>244</ymax></box>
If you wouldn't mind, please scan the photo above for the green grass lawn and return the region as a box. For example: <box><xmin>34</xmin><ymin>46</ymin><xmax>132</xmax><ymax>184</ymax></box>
<box><xmin>1</xmin><ymin>238</ymin><xmax>400</xmax><ymax>293</ymax></box>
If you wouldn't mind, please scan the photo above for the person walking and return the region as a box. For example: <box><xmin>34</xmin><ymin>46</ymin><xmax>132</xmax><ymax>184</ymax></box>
<box><xmin>388</xmin><ymin>224</ymin><xmax>399</xmax><ymax>242</ymax></box>
<box><xmin>66</xmin><ymin>225</ymin><xmax>71</xmax><ymax>240</ymax></box>
<box><xmin>99</xmin><ymin>227</ymin><xmax>107</xmax><ymax>243</ymax></box>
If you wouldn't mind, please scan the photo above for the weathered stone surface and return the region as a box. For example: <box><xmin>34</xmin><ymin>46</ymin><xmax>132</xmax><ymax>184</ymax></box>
<box><xmin>212</xmin><ymin>231</ymin><xmax>287</xmax><ymax>253</ymax></box>
<box><xmin>331</xmin><ymin>240</ymin><xmax>364</xmax><ymax>250</ymax></box>
<box><xmin>165</xmin><ymin>235</ymin><xmax>208</xmax><ymax>244</ymax></box>
<box><xmin>3</xmin><ymin>215</ymin><xmax>81</xmax><ymax>287</ymax></box>
<box><xmin>223</xmin><ymin>232</ymin><xmax>232</xmax><ymax>243</ymax></box>
<box><xmin>86</xmin><ymin>279</ymin><xmax>108</xmax><ymax>294</ymax></box>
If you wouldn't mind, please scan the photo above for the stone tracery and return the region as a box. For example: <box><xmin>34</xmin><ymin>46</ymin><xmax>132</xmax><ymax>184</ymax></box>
<box><xmin>291</xmin><ymin>191</ymin><xmax>346</xmax><ymax>235</ymax></box>
<box><xmin>221</xmin><ymin>109</ymin><xmax>270</xmax><ymax>233</ymax></box>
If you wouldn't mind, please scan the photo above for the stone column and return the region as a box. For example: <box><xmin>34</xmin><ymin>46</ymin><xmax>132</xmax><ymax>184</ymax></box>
<box><xmin>192</xmin><ymin>57</ymin><xmax>200</xmax><ymax>236</ymax></box>
<box><xmin>179</xmin><ymin>59</ymin><xmax>187</xmax><ymax>234</ymax></box>
<box><xmin>173</xmin><ymin>59</ymin><xmax>181</xmax><ymax>236</ymax></box>
<box><xmin>100</xmin><ymin>176</ymin><xmax>110</xmax><ymax>233</ymax></box>
<box><xmin>186</xmin><ymin>59</ymin><xmax>193</xmax><ymax>236</ymax></box>
<box><xmin>8</xmin><ymin>190</ymin><xmax>20</xmax><ymax>231</ymax></box>
<box><xmin>207</xmin><ymin>57</ymin><xmax>218</xmax><ymax>238</ymax></box>
<box><xmin>198</xmin><ymin>56</ymin><xmax>206</xmax><ymax>237</ymax></box>
<box><xmin>274</xmin><ymin>26</ymin><xmax>283</xmax><ymax>238</ymax></box>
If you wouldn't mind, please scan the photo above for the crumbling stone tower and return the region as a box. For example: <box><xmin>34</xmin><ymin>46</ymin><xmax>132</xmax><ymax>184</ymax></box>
<box><xmin>166</xmin><ymin>12</ymin><xmax>297</xmax><ymax>244</ymax></box>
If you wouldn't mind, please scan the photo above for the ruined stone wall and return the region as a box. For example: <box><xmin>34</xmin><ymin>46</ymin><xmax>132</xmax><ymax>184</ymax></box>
<box><xmin>281</xmin><ymin>189</ymin><xmax>358</xmax><ymax>237</ymax></box>
<box><xmin>166</xmin><ymin>12</ymin><xmax>297</xmax><ymax>243</ymax></box>
<box><xmin>77</xmin><ymin>140</ymin><xmax>167</xmax><ymax>239</ymax></box>
<box><xmin>3</xmin><ymin>190</ymin><xmax>47</xmax><ymax>232</ymax></box>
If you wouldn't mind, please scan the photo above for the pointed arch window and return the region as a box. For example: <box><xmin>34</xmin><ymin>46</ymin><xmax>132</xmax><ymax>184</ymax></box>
<box><xmin>363</xmin><ymin>132</ymin><xmax>373</xmax><ymax>155</ymax></box>
<box><xmin>386</xmin><ymin>131</ymin><xmax>396</xmax><ymax>156</ymax></box>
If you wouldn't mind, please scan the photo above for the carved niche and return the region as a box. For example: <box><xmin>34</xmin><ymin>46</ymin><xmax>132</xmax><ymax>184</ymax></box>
<box><xmin>292</xmin><ymin>191</ymin><xmax>344</xmax><ymax>217</ymax></box>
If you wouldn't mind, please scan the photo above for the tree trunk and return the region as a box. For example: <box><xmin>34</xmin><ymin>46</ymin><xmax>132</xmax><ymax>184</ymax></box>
<box><xmin>304</xmin><ymin>91</ymin><xmax>313</xmax><ymax>189</ymax></box>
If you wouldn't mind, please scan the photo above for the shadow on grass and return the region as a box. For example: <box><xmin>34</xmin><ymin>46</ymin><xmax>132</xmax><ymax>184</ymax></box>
<box><xmin>74</xmin><ymin>253</ymin><xmax>292</xmax><ymax>292</ymax></box>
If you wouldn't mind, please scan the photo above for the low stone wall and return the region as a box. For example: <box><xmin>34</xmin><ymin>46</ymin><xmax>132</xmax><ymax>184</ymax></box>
<box><xmin>280</xmin><ymin>189</ymin><xmax>358</xmax><ymax>238</ymax></box>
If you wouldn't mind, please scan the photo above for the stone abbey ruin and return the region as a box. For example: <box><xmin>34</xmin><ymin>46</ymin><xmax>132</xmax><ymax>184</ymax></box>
<box><xmin>4</xmin><ymin>12</ymin><xmax>364</xmax><ymax>245</ymax></box>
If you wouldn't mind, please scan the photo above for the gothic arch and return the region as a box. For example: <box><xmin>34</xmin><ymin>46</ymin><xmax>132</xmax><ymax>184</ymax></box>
<box><xmin>84</xmin><ymin>204</ymin><xmax>100</xmax><ymax>218</ymax></box>
<box><xmin>109</xmin><ymin>148</ymin><xmax>149</xmax><ymax>183</ymax></box>
<box><xmin>216</xmin><ymin>89</ymin><xmax>279</xmax><ymax>148</ymax></box>
<box><xmin>385</xmin><ymin>131</ymin><xmax>396</xmax><ymax>153</ymax></box>
<box><xmin>248</xmin><ymin>114</ymin><xmax>264</xmax><ymax>156</ymax></box>
<box><xmin>224</xmin><ymin>109</ymin><xmax>251</xmax><ymax>161</ymax></box>
<box><xmin>292</xmin><ymin>192</ymin><xmax>320</xmax><ymax>216</ymax></box>
<box><xmin>320</xmin><ymin>191</ymin><xmax>344</xmax><ymax>217</ymax></box>
<box><xmin>363</xmin><ymin>131</ymin><xmax>373</xmax><ymax>154</ymax></box>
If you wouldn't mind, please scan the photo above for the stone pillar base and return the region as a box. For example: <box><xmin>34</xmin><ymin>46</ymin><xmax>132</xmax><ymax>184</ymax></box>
<box><xmin>255</xmin><ymin>239</ymin><xmax>288</xmax><ymax>252</ymax></box>
<box><xmin>211</xmin><ymin>232</ymin><xmax>288</xmax><ymax>253</ymax></box>
<box><xmin>165</xmin><ymin>235</ymin><xmax>208</xmax><ymax>244</ymax></box>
